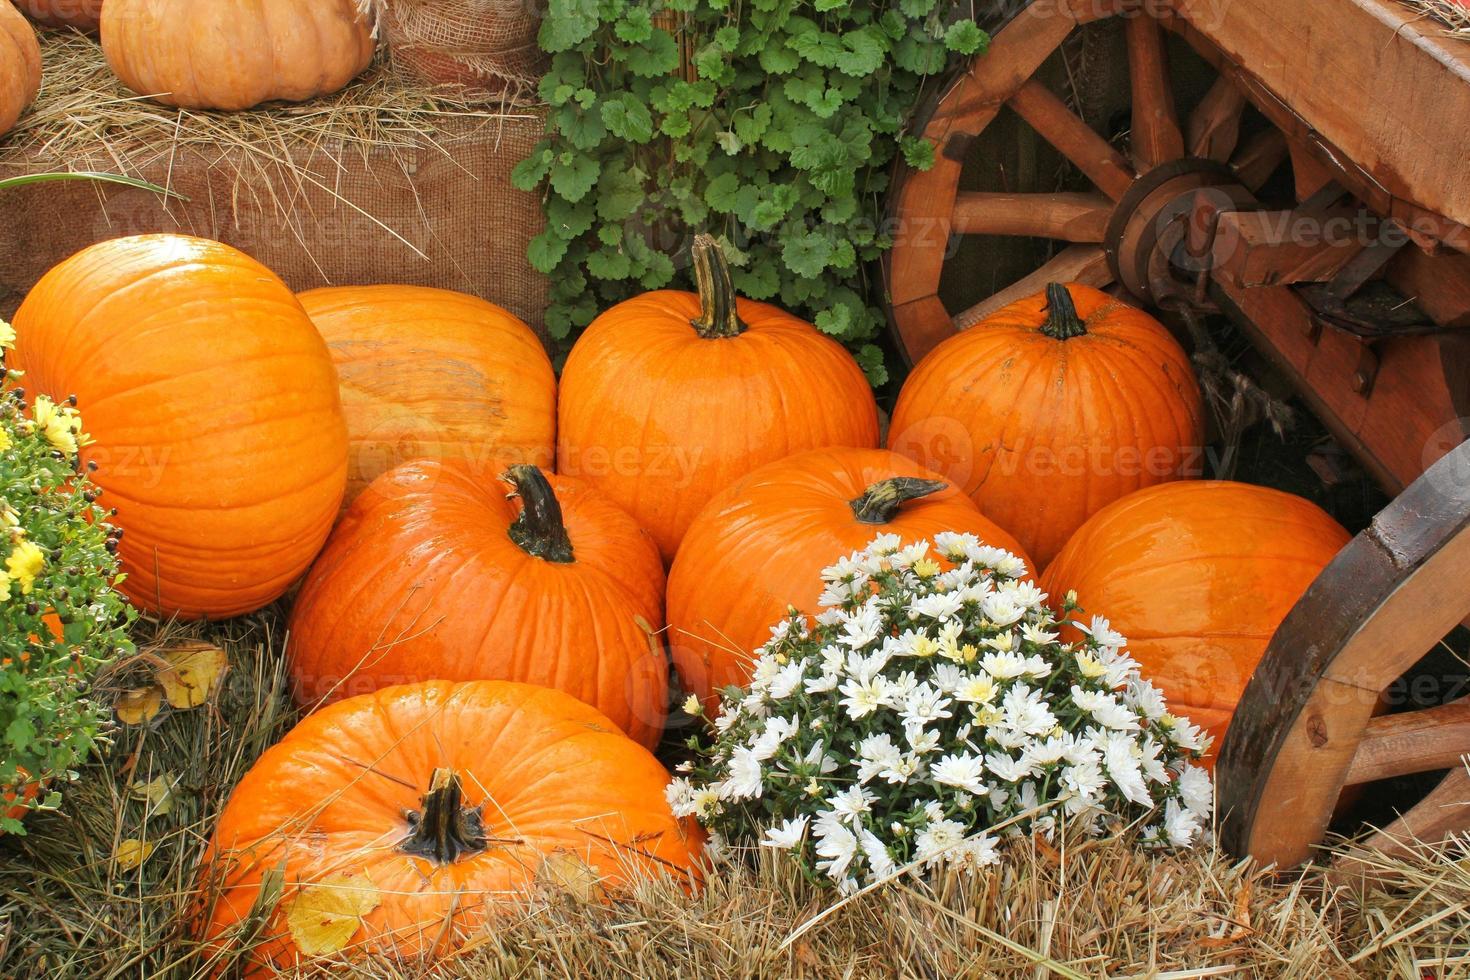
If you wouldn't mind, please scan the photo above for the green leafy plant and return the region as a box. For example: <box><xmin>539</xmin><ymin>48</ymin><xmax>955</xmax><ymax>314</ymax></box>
<box><xmin>0</xmin><ymin>323</ymin><xmax>135</xmax><ymax>832</ymax></box>
<box><xmin>513</xmin><ymin>0</ymin><xmax>989</xmax><ymax>384</ymax></box>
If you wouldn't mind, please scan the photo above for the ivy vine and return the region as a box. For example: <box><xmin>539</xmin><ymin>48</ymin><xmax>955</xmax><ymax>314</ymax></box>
<box><xmin>512</xmin><ymin>0</ymin><xmax>990</xmax><ymax>385</ymax></box>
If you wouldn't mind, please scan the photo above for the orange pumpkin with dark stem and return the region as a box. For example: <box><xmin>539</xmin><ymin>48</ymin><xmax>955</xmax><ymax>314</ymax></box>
<box><xmin>558</xmin><ymin>235</ymin><xmax>880</xmax><ymax>563</ymax></box>
<box><xmin>12</xmin><ymin>234</ymin><xmax>348</xmax><ymax>619</ymax></box>
<box><xmin>889</xmin><ymin>283</ymin><xmax>1204</xmax><ymax>570</ymax></box>
<box><xmin>0</xmin><ymin>0</ymin><xmax>41</xmax><ymax>138</ymax></box>
<box><xmin>287</xmin><ymin>462</ymin><xmax>668</xmax><ymax>747</ymax></box>
<box><xmin>298</xmin><ymin>285</ymin><xmax>557</xmax><ymax>506</ymax></box>
<box><xmin>101</xmin><ymin>0</ymin><xmax>374</xmax><ymax>111</ymax></box>
<box><xmin>668</xmin><ymin>447</ymin><xmax>1032</xmax><ymax>709</ymax></box>
<box><xmin>1040</xmin><ymin>480</ymin><xmax>1350</xmax><ymax>766</ymax></box>
<box><xmin>199</xmin><ymin>680</ymin><xmax>702</xmax><ymax>970</ymax></box>
<box><xmin>12</xmin><ymin>0</ymin><xmax>102</xmax><ymax>31</ymax></box>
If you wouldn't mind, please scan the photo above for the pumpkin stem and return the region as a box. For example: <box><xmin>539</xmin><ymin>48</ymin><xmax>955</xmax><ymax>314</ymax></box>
<box><xmin>399</xmin><ymin>768</ymin><xmax>488</xmax><ymax>865</ymax></box>
<box><xmin>849</xmin><ymin>477</ymin><xmax>948</xmax><ymax>525</ymax></box>
<box><xmin>503</xmin><ymin>465</ymin><xmax>575</xmax><ymax>564</ymax></box>
<box><xmin>689</xmin><ymin>233</ymin><xmax>748</xmax><ymax>339</ymax></box>
<box><xmin>1040</xmin><ymin>283</ymin><xmax>1088</xmax><ymax>341</ymax></box>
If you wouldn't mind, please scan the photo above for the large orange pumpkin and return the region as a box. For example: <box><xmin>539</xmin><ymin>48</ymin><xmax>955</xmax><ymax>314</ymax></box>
<box><xmin>890</xmin><ymin>283</ymin><xmax>1204</xmax><ymax>570</ymax></box>
<box><xmin>298</xmin><ymin>285</ymin><xmax>556</xmax><ymax>506</ymax></box>
<box><xmin>13</xmin><ymin>0</ymin><xmax>102</xmax><ymax>31</ymax></box>
<box><xmin>558</xmin><ymin>235</ymin><xmax>880</xmax><ymax>563</ymax></box>
<box><xmin>668</xmin><ymin>447</ymin><xmax>1032</xmax><ymax>709</ymax></box>
<box><xmin>101</xmin><ymin>0</ymin><xmax>375</xmax><ymax>111</ymax></box>
<box><xmin>0</xmin><ymin>0</ymin><xmax>41</xmax><ymax>138</ymax></box>
<box><xmin>12</xmin><ymin>234</ymin><xmax>348</xmax><ymax>619</ymax></box>
<box><xmin>199</xmin><ymin>680</ymin><xmax>702</xmax><ymax>971</ymax></box>
<box><xmin>288</xmin><ymin>462</ymin><xmax>668</xmax><ymax>747</ymax></box>
<box><xmin>1040</xmin><ymin>481</ymin><xmax>1350</xmax><ymax>765</ymax></box>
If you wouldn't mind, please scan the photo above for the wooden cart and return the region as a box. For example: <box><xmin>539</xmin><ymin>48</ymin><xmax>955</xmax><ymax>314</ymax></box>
<box><xmin>883</xmin><ymin>0</ymin><xmax>1470</xmax><ymax>867</ymax></box>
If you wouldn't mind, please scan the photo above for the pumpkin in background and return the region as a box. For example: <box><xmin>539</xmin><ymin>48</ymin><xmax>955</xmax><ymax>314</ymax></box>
<box><xmin>0</xmin><ymin>0</ymin><xmax>41</xmax><ymax>138</ymax></box>
<box><xmin>13</xmin><ymin>0</ymin><xmax>102</xmax><ymax>31</ymax></box>
<box><xmin>668</xmin><ymin>447</ymin><xmax>1032</xmax><ymax>709</ymax></box>
<box><xmin>288</xmin><ymin>462</ymin><xmax>668</xmax><ymax>747</ymax></box>
<box><xmin>1040</xmin><ymin>480</ymin><xmax>1350</xmax><ymax>766</ymax></box>
<box><xmin>101</xmin><ymin>0</ymin><xmax>375</xmax><ymax>111</ymax></box>
<box><xmin>12</xmin><ymin>234</ymin><xmax>348</xmax><ymax>619</ymax></box>
<box><xmin>558</xmin><ymin>234</ymin><xmax>880</xmax><ymax>563</ymax></box>
<box><xmin>890</xmin><ymin>283</ymin><xmax>1203</xmax><ymax>570</ymax></box>
<box><xmin>200</xmin><ymin>680</ymin><xmax>702</xmax><ymax>970</ymax></box>
<box><xmin>299</xmin><ymin>285</ymin><xmax>556</xmax><ymax>506</ymax></box>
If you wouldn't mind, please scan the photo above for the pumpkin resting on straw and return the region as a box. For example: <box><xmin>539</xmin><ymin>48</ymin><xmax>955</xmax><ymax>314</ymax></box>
<box><xmin>0</xmin><ymin>0</ymin><xmax>41</xmax><ymax>137</ymax></box>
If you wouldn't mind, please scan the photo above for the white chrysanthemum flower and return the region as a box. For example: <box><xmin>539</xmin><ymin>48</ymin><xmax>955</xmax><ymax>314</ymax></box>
<box><xmin>952</xmin><ymin>832</ymin><xmax>1001</xmax><ymax>868</ymax></box>
<box><xmin>1124</xmin><ymin>678</ymin><xmax>1168</xmax><ymax>720</ymax></box>
<box><xmin>858</xmin><ymin>827</ymin><xmax>897</xmax><ymax>879</ymax></box>
<box><xmin>901</xmin><ymin>683</ymin><xmax>953</xmax><ymax>727</ymax></box>
<box><xmin>1021</xmin><ymin>622</ymin><xmax>1060</xmax><ymax>645</ymax></box>
<box><xmin>985</xmin><ymin>750</ymin><xmax>1035</xmax><ymax>783</ymax></box>
<box><xmin>839</xmin><ymin>603</ymin><xmax>884</xmax><ymax>648</ymax></box>
<box><xmin>911</xmin><ymin>590</ymin><xmax>964</xmax><ymax>620</ymax></box>
<box><xmin>857</xmin><ymin>732</ymin><xmax>903</xmax><ymax>784</ymax></box>
<box><xmin>1163</xmin><ymin>799</ymin><xmax>1202</xmax><ymax>846</ymax></box>
<box><xmin>1023</xmin><ymin>735</ymin><xmax>1068</xmax><ymax>768</ymax></box>
<box><xmin>980</xmin><ymin>650</ymin><xmax>1029</xmax><ymax>680</ymax></box>
<box><xmin>931</xmin><ymin>662</ymin><xmax>964</xmax><ymax>694</ymax></box>
<box><xmin>813</xmin><ymin>815</ymin><xmax>858</xmax><ymax>880</ymax></box>
<box><xmin>1071</xmin><ymin>685</ymin><xmax>1141</xmax><ymax>731</ymax></box>
<box><xmin>761</xmin><ymin>814</ymin><xmax>809</xmax><ymax>849</ymax></box>
<box><xmin>868</xmin><ymin>533</ymin><xmax>902</xmax><ymax>557</ymax></box>
<box><xmin>891</xmin><ymin>540</ymin><xmax>930</xmax><ymax>569</ymax></box>
<box><xmin>1001</xmin><ymin>684</ymin><xmax>1057</xmax><ymax>736</ymax></box>
<box><xmin>665</xmin><ymin>777</ymin><xmax>696</xmax><ymax>817</ymax></box>
<box><xmin>914</xmin><ymin>818</ymin><xmax>967</xmax><ymax>866</ymax></box>
<box><xmin>1178</xmin><ymin>765</ymin><xmax>1214</xmax><ymax>815</ymax></box>
<box><xmin>1101</xmin><ymin>733</ymin><xmax>1151</xmax><ymax>806</ymax></box>
<box><xmin>767</xmin><ymin>659</ymin><xmax>806</xmax><ymax>700</ymax></box>
<box><xmin>980</xmin><ymin>592</ymin><xmax>1026</xmax><ymax>627</ymax></box>
<box><xmin>829</xmin><ymin>785</ymin><xmax>875</xmax><ymax>822</ymax></box>
<box><xmin>723</xmin><ymin>747</ymin><xmax>765</xmax><ymax>800</ymax></box>
<box><xmin>955</xmin><ymin>672</ymin><xmax>999</xmax><ymax>705</ymax></box>
<box><xmin>1138</xmin><ymin>736</ymin><xmax>1169</xmax><ymax>783</ymax></box>
<box><xmin>749</xmin><ymin>715</ymin><xmax>798</xmax><ymax>761</ymax></box>
<box><xmin>931</xmin><ymin>752</ymin><xmax>987</xmax><ymax>794</ymax></box>
<box><xmin>1062</xmin><ymin>758</ymin><xmax>1107</xmax><ymax>802</ymax></box>
<box><xmin>838</xmin><ymin>674</ymin><xmax>890</xmax><ymax>720</ymax></box>
<box><xmin>1086</xmin><ymin>615</ymin><xmax>1128</xmax><ymax>650</ymax></box>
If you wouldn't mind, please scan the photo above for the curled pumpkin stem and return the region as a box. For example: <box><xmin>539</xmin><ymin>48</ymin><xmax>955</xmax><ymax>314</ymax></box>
<box><xmin>690</xmin><ymin>234</ymin><xmax>748</xmax><ymax>339</ymax></box>
<box><xmin>849</xmin><ymin>477</ymin><xmax>948</xmax><ymax>525</ymax></box>
<box><xmin>503</xmin><ymin>465</ymin><xmax>574</xmax><ymax>563</ymax></box>
<box><xmin>1040</xmin><ymin>283</ymin><xmax>1088</xmax><ymax>341</ymax></box>
<box><xmin>399</xmin><ymin>768</ymin><xmax>488</xmax><ymax>865</ymax></box>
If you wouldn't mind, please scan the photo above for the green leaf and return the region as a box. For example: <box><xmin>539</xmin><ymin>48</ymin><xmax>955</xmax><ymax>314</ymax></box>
<box><xmin>548</xmin><ymin>153</ymin><xmax>601</xmax><ymax>202</ymax></box>
<box><xmin>601</xmin><ymin>94</ymin><xmax>654</xmax><ymax>143</ymax></box>
<box><xmin>547</xmin><ymin>195</ymin><xmax>596</xmax><ymax>239</ymax></box>
<box><xmin>539</xmin><ymin>0</ymin><xmax>599</xmax><ymax>52</ymax></box>
<box><xmin>758</xmin><ymin>44</ymin><xmax>801</xmax><ymax>74</ymax></box>
<box><xmin>704</xmin><ymin>172</ymin><xmax>741</xmax><ymax>212</ymax></box>
<box><xmin>855</xmin><ymin>343</ymin><xmax>889</xmax><ymax>386</ymax></box>
<box><xmin>733</xmin><ymin>103</ymin><xmax>773</xmax><ymax>145</ymax></box>
<box><xmin>835</xmin><ymin>28</ymin><xmax>887</xmax><ymax>78</ymax></box>
<box><xmin>900</xmin><ymin>136</ymin><xmax>936</xmax><ymax>171</ymax></box>
<box><xmin>626</xmin><ymin>31</ymin><xmax>681</xmax><ymax>78</ymax></box>
<box><xmin>557</xmin><ymin>104</ymin><xmax>607</xmax><ymax>151</ymax></box>
<box><xmin>510</xmin><ymin>146</ymin><xmax>553</xmax><ymax>191</ymax></box>
<box><xmin>528</xmin><ymin>231</ymin><xmax>570</xmax><ymax>274</ymax></box>
<box><xmin>587</xmin><ymin>247</ymin><xmax>633</xmax><ymax>280</ymax></box>
<box><xmin>782</xmin><ymin>232</ymin><xmax>834</xmax><ymax>278</ymax></box>
<box><xmin>596</xmin><ymin>169</ymin><xmax>645</xmax><ymax>221</ymax></box>
<box><xmin>944</xmin><ymin>20</ymin><xmax>988</xmax><ymax>56</ymax></box>
<box><xmin>614</xmin><ymin>7</ymin><xmax>653</xmax><ymax>43</ymax></box>
<box><xmin>894</xmin><ymin>31</ymin><xmax>948</xmax><ymax>75</ymax></box>
<box><xmin>898</xmin><ymin>0</ymin><xmax>936</xmax><ymax>16</ymax></box>
<box><xmin>788</xmin><ymin>30</ymin><xmax>846</xmax><ymax>69</ymax></box>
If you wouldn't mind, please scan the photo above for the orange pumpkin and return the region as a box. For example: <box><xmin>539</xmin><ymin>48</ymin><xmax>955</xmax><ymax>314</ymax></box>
<box><xmin>558</xmin><ymin>235</ymin><xmax>880</xmax><ymax>563</ymax></box>
<box><xmin>101</xmin><ymin>0</ymin><xmax>375</xmax><ymax>111</ymax></box>
<box><xmin>199</xmin><ymin>680</ymin><xmax>702</xmax><ymax>970</ymax></box>
<box><xmin>668</xmin><ymin>447</ymin><xmax>1032</xmax><ymax>709</ymax></box>
<box><xmin>288</xmin><ymin>462</ymin><xmax>668</xmax><ymax>747</ymax></box>
<box><xmin>1040</xmin><ymin>480</ymin><xmax>1350</xmax><ymax>765</ymax></box>
<box><xmin>12</xmin><ymin>234</ymin><xmax>348</xmax><ymax>619</ymax></box>
<box><xmin>0</xmin><ymin>0</ymin><xmax>41</xmax><ymax>137</ymax></box>
<box><xmin>890</xmin><ymin>283</ymin><xmax>1204</xmax><ymax>570</ymax></box>
<box><xmin>12</xmin><ymin>0</ymin><xmax>102</xmax><ymax>31</ymax></box>
<box><xmin>298</xmin><ymin>285</ymin><xmax>556</xmax><ymax>506</ymax></box>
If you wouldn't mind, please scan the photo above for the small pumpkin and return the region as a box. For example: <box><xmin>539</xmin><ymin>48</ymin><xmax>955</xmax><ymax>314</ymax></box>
<box><xmin>12</xmin><ymin>0</ymin><xmax>102</xmax><ymax>31</ymax></box>
<box><xmin>558</xmin><ymin>235</ymin><xmax>880</xmax><ymax>563</ymax></box>
<box><xmin>199</xmin><ymin>680</ymin><xmax>702</xmax><ymax>970</ymax></box>
<box><xmin>0</xmin><ymin>0</ymin><xmax>41</xmax><ymax>138</ymax></box>
<box><xmin>1040</xmin><ymin>480</ymin><xmax>1350</xmax><ymax>765</ymax></box>
<box><xmin>298</xmin><ymin>285</ymin><xmax>556</xmax><ymax>506</ymax></box>
<box><xmin>288</xmin><ymin>462</ymin><xmax>668</xmax><ymax>747</ymax></box>
<box><xmin>668</xmin><ymin>447</ymin><xmax>1032</xmax><ymax>709</ymax></box>
<box><xmin>890</xmin><ymin>283</ymin><xmax>1204</xmax><ymax>570</ymax></box>
<box><xmin>100</xmin><ymin>0</ymin><xmax>375</xmax><ymax>111</ymax></box>
<box><xmin>12</xmin><ymin>234</ymin><xmax>348</xmax><ymax>619</ymax></box>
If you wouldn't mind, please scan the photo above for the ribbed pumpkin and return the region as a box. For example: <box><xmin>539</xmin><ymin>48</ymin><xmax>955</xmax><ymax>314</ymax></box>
<box><xmin>558</xmin><ymin>235</ymin><xmax>880</xmax><ymax>563</ymax></box>
<box><xmin>890</xmin><ymin>283</ymin><xmax>1204</xmax><ymax>570</ymax></box>
<box><xmin>13</xmin><ymin>0</ymin><xmax>102</xmax><ymax>31</ymax></box>
<box><xmin>298</xmin><ymin>285</ymin><xmax>556</xmax><ymax>506</ymax></box>
<box><xmin>200</xmin><ymin>680</ymin><xmax>702</xmax><ymax>970</ymax></box>
<box><xmin>12</xmin><ymin>234</ymin><xmax>348</xmax><ymax>619</ymax></box>
<box><xmin>288</xmin><ymin>461</ymin><xmax>668</xmax><ymax>747</ymax></box>
<box><xmin>101</xmin><ymin>0</ymin><xmax>375</xmax><ymax>111</ymax></box>
<box><xmin>1040</xmin><ymin>481</ymin><xmax>1350</xmax><ymax>765</ymax></box>
<box><xmin>668</xmin><ymin>447</ymin><xmax>1032</xmax><ymax>709</ymax></box>
<box><xmin>0</xmin><ymin>0</ymin><xmax>41</xmax><ymax>138</ymax></box>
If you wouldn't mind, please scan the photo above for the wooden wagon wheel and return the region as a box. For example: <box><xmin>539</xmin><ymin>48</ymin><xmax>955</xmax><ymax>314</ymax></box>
<box><xmin>1217</xmin><ymin>440</ymin><xmax>1470</xmax><ymax>868</ymax></box>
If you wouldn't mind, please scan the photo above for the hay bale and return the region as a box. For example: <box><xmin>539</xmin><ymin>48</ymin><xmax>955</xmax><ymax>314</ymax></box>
<box><xmin>0</xmin><ymin>34</ymin><xmax>550</xmax><ymax>335</ymax></box>
<box><xmin>379</xmin><ymin>0</ymin><xmax>547</xmax><ymax>98</ymax></box>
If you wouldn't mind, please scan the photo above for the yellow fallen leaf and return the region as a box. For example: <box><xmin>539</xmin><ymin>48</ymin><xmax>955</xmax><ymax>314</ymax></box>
<box><xmin>130</xmin><ymin>773</ymin><xmax>179</xmax><ymax>818</ymax></box>
<box><xmin>285</xmin><ymin>874</ymin><xmax>381</xmax><ymax>958</ymax></box>
<box><xmin>156</xmin><ymin>643</ymin><xmax>228</xmax><ymax>710</ymax></box>
<box><xmin>539</xmin><ymin>851</ymin><xmax>604</xmax><ymax>903</ymax></box>
<box><xmin>115</xmin><ymin>838</ymin><xmax>156</xmax><ymax>871</ymax></box>
<box><xmin>116</xmin><ymin>685</ymin><xmax>164</xmax><ymax>725</ymax></box>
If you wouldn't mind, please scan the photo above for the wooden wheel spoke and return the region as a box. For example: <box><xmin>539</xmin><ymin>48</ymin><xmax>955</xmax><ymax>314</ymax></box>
<box><xmin>1008</xmin><ymin>80</ymin><xmax>1137</xmax><ymax>200</ymax></box>
<box><xmin>1358</xmin><ymin>765</ymin><xmax>1470</xmax><ymax>860</ymax></box>
<box><xmin>1345</xmin><ymin>697</ymin><xmax>1470</xmax><ymax>785</ymax></box>
<box><xmin>953</xmin><ymin>245</ymin><xmax>1110</xmax><ymax>330</ymax></box>
<box><xmin>951</xmin><ymin>191</ymin><xmax>1112</xmax><ymax>242</ymax></box>
<box><xmin>1187</xmin><ymin>75</ymin><xmax>1247</xmax><ymax>161</ymax></box>
<box><xmin>1125</xmin><ymin>13</ymin><xmax>1185</xmax><ymax>170</ymax></box>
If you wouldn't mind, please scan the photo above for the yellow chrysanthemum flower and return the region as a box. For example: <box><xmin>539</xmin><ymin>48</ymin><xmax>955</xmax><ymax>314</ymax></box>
<box><xmin>0</xmin><ymin>502</ymin><xmax>16</xmax><ymax>529</ymax></box>
<box><xmin>33</xmin><ymin>395</ymin><xmax>85</xmax><ymax>455</ymax></box>
<box><xmin>910</xmin><ymin>634</ymin><xmax>939</xmax><ymax>658</ymax></box>
<box><xmin>0</xmin><ymin>569</ymin><xmax>10</xmax><ymax>601</ymax></box>
<box><xmin>6</xmin><ymin>539</ymin><xmax>45</xmax><ymax>594</ymax></box>
<box><xmin>912</xmin><ymin>558</ymin><xmax>942</xmax><ymax>579</ymax></box>
<box><xmin>0</xmin><ymin>428</ymin><xmax>10</xmax><ymax>453</ymax></box>
<box><xmin>0</xmin><ymin>319</ymin><xmax>14</xmax><ymax>351</ymax></box>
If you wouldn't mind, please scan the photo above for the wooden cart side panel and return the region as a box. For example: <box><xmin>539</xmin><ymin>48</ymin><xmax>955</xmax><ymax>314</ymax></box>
<box><xmin>1171</xmin><ymin>0</ymin><xmax>1470</xmax><ymax>236</ymax></box>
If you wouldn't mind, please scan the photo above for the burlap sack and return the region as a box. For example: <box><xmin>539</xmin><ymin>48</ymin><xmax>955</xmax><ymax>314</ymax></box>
<box><xmin>379</xmin><ymin>0</ymin><xmax>547</xmax><ymax>98</ymax></box>
<box><xmin>0</xmin><ymin>113</ymin><xmax>550</xmax><ymax>336</ymax></box>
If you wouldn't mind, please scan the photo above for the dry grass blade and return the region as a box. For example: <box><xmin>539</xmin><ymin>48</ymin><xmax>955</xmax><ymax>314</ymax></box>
<box><xmin>1401</xmin><ymin>0</ymin><xmax>1470</xmax><ymax>36</ymax></box>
